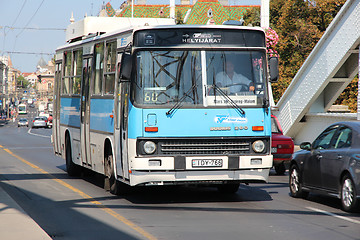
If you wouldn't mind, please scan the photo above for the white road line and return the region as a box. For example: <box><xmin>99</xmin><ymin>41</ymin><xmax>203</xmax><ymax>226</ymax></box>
<box><xmin>306</xmin><ymin>207</ymin><xmax>360</xmax><ymax>225</ymax></box>
<box><xmin>27</xmin><ymin>128</ymin><xmax>51</xmax><ymax>138</ymax></box>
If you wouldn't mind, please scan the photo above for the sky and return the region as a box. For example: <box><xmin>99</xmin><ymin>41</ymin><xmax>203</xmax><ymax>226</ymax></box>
<box><xmin>0</xmin><ymin>0</ymin><xmax>260</xmax><ymax>73</ymax></box>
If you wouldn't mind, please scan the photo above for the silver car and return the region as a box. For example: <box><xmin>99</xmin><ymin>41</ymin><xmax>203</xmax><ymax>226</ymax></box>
<box><xmin>18</xmin><ymin>118</ymin><xmax>29</xmax><ymax>127</ymax></box>
<box><xmin>32</xmin><ymin>116</ymin><xmax>48</xmax><ymax>128</ymax></box>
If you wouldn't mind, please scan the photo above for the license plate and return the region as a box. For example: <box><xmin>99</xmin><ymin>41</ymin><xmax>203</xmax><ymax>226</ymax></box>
<box><xmin>192</xmin><ymin>159</ymin><xmax>223</xmax><ymax>167</ymax></box>
<box><xmin>271</xmin><ymin>147</ymin><xmax>277</xmax><ymax>153</ymax></box>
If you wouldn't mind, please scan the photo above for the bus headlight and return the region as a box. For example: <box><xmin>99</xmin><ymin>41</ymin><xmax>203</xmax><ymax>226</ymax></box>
<box><xmin>144</xmin><ymin>141</ymin><xmax>156</xmax><ymax>154</ymax></box>
<box><xmin>252</xmin><ymin>140</ymin><xmax>265</xmax><ymax>153</ymax></box>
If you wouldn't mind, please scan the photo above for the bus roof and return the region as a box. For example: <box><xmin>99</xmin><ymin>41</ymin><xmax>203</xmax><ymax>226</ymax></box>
<box><xmin>65</xmin><ymin>17</ymin><xmax>176</xmax><ymax>43</ymax></box>
<box><xmin>57</xmin><ymin>19</ymin><xmax>265</xmax><ymax>53</ymax></box>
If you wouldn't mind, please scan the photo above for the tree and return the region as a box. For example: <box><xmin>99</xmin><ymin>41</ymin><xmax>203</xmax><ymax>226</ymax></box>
<box><xmin>176</xmin><ymin>10</ymin><xmax>184</xmax><ymax>24</ymax></box>
<box><xmin>243</xmin><ymin>6</ymin><xmax>260</xmax><ymax>26</ymax></box>
<box><xmin>16</xmin><ymin>75</ymin><xmax>29</xmax><ymax>89</ymax></box>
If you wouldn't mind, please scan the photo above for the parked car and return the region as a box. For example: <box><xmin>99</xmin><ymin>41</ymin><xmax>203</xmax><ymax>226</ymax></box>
<box><xmin>289</xmin><ymin>121</ymin><xmax>360</xmax><ymax>212</ymax></box>
<box><xmin>271</xmin><ymin>115</ymin><xmax>294</xmax><ymax>175</ymax></box>
<box><xmin>18</xmin><ymin>118</ymin><xmax>29</xmax><ymax>127</ymax></box>
<box><xmin>32</xmin><ymin>116</ymin><xmax>48</xmax><ymax>128</ymax></box>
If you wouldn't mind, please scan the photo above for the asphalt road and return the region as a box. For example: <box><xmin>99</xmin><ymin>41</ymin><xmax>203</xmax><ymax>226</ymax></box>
<box><xmin>0</xmin><ymin>119</ymin><xmax>359</xmax><ymax>240</ymax></box>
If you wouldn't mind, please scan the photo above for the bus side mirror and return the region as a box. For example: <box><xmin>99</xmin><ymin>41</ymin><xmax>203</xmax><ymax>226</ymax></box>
<box><xmin>269</xmin><ymin>57</ymin><xmax>279</xmax><ymax>82</ymax></box>
<box><xmin>120</xmin><ymin>54</ymin><xmax>132</xmax><ymax>82</ymax></box>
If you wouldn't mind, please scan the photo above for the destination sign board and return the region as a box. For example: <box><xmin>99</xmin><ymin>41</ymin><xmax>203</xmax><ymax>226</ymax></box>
<box><xmin>134</xmin><ymin>28</ymin><xmax>265</xmax><ymax>48</ymax></box>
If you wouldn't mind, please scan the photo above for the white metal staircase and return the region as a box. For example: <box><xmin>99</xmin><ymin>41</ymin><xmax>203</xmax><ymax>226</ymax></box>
<box><xmin>273</xmin><ymin>0</ymin><xmax>360</xmax><ymax>144</ymax></box>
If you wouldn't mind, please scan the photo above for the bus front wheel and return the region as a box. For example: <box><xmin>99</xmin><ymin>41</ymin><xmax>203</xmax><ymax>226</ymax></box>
<box><xmin>65</xmin><ymin>136</ymin><xmax>81</xmax><ymax>176</ymax></box>
<box><xmin>104</xmin><ymin>151</ymin><xmax>129</xmax><ymax>195</ymax></box>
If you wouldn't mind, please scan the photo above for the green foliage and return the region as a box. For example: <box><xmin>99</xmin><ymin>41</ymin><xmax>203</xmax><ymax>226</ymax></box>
<box><xmin>243</xmin><ymin>6</ymin><xmax>260</xmax><ymax>26</ymax></box>
<box><xmin>16</xmin><ymin>75</ymin><xmax>29</xmax><ymax>89</ymax></box>
<box><xmin>176</xmin><ymin>10</ymin><xmax>184</xmax><ymax>24</ymax></box>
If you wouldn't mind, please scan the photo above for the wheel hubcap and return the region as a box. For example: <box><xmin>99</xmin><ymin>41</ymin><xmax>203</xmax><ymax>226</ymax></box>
<box><xmin>342</xmin><ymin>179</ymin><xmax>354</xmax><ymax>207</ymax></box>
<box><xmin>290</xmin><ymin>169</ymin><xmax>299</xmax><ymax>193</ymax></box>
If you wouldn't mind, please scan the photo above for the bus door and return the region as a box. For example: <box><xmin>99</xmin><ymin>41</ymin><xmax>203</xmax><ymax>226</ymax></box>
<box><xmin>114</xmin><ymin>53</ymin><xmax>125</xmax><ymax>179</ymax></box>
<box><xmin>54</xmin><ymin>62</ymin><xmax>62</xmax><ymax>154</ymax></box>
<box><xmin>80</xmin><ymin>57</ymin><xmax>92</xmax><ymax>167</ymax></box>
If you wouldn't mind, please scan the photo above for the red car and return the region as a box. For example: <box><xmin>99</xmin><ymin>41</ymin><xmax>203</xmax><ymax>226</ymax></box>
<box><xmin>271</xmin><ymin>115</ymin><xmax>294</xmax><ymax>175</ymax></box>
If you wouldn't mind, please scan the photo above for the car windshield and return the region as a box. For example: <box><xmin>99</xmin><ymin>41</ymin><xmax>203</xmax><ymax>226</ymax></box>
<box><xmin>271</xmin><ymin>117</ymin><xmax>281</xmax><ymax>134</ymax></box>
<box><xmin>133</xmin><ymin>50</ymin><xmax>267</xmax><ymax>108</ymax></box>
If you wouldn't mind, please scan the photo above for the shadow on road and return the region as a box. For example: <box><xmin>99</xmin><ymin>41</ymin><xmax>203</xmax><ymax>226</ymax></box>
<box><xmin>0</xmin><ymin>177</ymin><xmax>145</xmax><ymax>240</ymax></box>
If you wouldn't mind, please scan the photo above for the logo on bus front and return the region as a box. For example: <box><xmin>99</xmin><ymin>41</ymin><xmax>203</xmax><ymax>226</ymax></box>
<box><xmin>214</xmin><ymin>115</ymin><xmax>247</xmax><ymax>124</ymax></box>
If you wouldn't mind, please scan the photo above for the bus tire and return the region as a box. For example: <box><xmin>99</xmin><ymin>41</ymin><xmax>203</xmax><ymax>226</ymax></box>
<box><xmin>65</xmin><ymin>135</ymin><xmax>81</xmax><ymax>176</ymax></box>
<box><xmin>104</xmin><ymin>150</ymin><xmax>128</xmax><ymax>195</ymax></box>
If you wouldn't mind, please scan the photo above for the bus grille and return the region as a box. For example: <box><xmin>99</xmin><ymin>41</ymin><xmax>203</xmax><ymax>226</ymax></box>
<box><xmin>159</xmin><ymin>139</ymin><xmax>250</xmax><ymax>155</ymax></box>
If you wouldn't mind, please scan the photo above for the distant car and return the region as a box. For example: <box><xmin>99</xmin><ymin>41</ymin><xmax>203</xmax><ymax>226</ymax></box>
<box><xmin>18</xmin><ymin>118</ymin><xmax>29</xmax><ymax>127</ymax></box>
<box><xmin>32</xmin><ymin>116</ymin><xmax>48</xmax><ymax>128</ymax></box>
<box><xmin>289</xmin><ymin>121</ymin><xmax>360</xmax><ymax>212</ymax></box>
<box><xmin>271</xmin><ymin>115</ymin><xmax>294</xmax><ymax>175</ymax></box>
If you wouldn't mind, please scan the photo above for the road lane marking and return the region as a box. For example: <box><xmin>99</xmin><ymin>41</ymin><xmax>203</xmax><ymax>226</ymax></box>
<box><xmin>27</xmin><ymin>128</ymin><xmax>51</xmax><ymax>138</ymax></box>
<box><xmin>306</xmin><ymin>207</ymin><xmax>360</xmax><ymax>225</ymax></box>
<box><xmin>6</xmin><ymin>147</ymin><xmax>53</xmax><ymax>150</ymax></box>
<box><xmin>0</xmin><ymin>145</ymin><xmax>157</xmax><ymax>240</ymax></box>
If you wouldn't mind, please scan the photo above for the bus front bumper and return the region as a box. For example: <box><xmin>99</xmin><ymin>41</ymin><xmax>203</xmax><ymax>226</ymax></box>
<box><xmin>127</xmin><ymin>155</ymin><xmax>273</xmax><ymax>186</ymax></box>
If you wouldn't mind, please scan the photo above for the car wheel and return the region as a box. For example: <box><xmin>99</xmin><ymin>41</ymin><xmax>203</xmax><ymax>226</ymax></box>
<box><xmin>341</xmin><ymin>175</ymin><xmax>359</xmax><ymax>212</ymax></box>
<box><xmin>289</xmin><ymin>165</ymin><xmax>308</xmax><ymax>198</ymax></box>
<box><xmin>275</xmin><ymin>162</ymin><xmax>286</xmax><ymax>175</ymax></box>
<box><xmin>217</xmin><ymin>183</ymin><xmax>240</xmax><ymax>194</ymax></box>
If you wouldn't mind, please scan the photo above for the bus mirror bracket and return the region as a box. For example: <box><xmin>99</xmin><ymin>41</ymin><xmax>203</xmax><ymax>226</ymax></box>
<box><xmin>120</xmin><ymin>54</ymin><xmax>132</xmax><ymax>82</ymax></box>
<box><xmin>269</xmin><ymin>57</ymin><xmax>279</xmax><ymax>82</ymax></box>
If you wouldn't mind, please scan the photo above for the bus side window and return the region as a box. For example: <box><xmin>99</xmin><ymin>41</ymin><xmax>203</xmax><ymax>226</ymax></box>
<box><xmin>115</xmin><ymin>53</ymin><xmax>123</xmax><ymax>130</ymax></box>
<box><xmin>93</xmin><ymin>43</ymin><xmax>104</xmax><ymax>95</ymax></box>
<box><xmin>73</xmin><ymin>49</ymin><xmax>83</xmax><ymax>95</ymax></box>
<box><xmin>62</xmin><ymin>51</ymin><xmax>72</xmax><ymax>95</ymax></box>
<box><xmin>104</xmin><ymin>41</ymin><xmax>116</xmax><ymax>95</ymax></box>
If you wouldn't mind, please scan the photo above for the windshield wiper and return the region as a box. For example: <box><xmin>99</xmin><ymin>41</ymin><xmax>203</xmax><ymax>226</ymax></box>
<box><xmin>166</xmin><ymin>83</ymin><xmax>197</xmax><ymax>116</ymax></box>
<box><xmin>212</xmin><ymin>83</ymin><xmax>245</xmax><ymax>115</ymax></box>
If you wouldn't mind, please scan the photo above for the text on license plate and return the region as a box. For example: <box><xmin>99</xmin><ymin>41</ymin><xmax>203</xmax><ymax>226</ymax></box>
<box><xmin>192</xmin><ymin>159</ymin><xmax>223</xmax><ymax>167</ymax></box>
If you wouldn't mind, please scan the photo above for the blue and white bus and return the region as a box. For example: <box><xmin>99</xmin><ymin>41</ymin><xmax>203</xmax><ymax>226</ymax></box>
<box><xmin>18</xmin><ymin>103</ymin><xmax>27</xmax><ymax>115</ymax></box>
<box><xmin>52</xmin><ymin>18</ymin><xmax>278</xmax><ymax>194</ymax></box>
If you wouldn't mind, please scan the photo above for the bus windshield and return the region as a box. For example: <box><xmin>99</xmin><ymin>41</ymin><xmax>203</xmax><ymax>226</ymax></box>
<box><xmin>133</xmin><ymin>50</ymin><xmax>267</xmax><ymax>108</ymax></box>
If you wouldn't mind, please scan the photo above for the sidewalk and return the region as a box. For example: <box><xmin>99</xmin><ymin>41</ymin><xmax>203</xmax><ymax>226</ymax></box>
<box><xmin>0</xmin><ymin>186</ymin><xmax>52</xmax><ymax>240</ymax></box>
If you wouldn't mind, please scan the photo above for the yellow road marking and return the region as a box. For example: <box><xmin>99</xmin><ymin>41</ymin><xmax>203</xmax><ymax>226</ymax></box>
<box><xmin>0</xmin><ymin>146</ymin><xmax>157</xmax><ymax>240</ymax></box>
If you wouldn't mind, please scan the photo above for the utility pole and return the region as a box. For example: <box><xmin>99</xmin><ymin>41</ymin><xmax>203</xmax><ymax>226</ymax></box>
<box><xmin>261</xmin><ymin>0</ymin><xmax>270</xmax><ymax>29</ymax></box>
